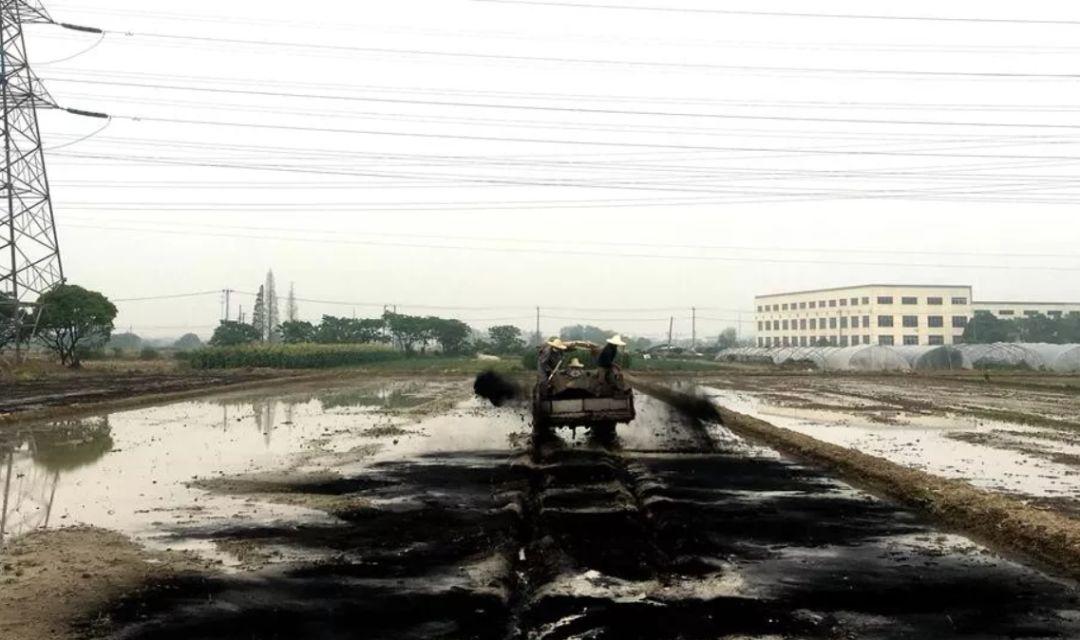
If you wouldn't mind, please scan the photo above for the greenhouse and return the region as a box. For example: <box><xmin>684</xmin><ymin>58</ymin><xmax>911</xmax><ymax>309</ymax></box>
<box><xmin>821</xmin><ymin>345</ymin><xmax>911</xmax><ymax>372</ymax></box>
<box><xmin>1022</xmin><ymin>343</ymin><xmax>1080</xmax><ymax>373</ymax></box>
<box><xmin>890</xmin><ymin>345</ymin><xmax>971</xmax><ymax>371</ymax></box>
<box><xmin>954</xmin><ymin>343</ymin><xmax>1046</xmax><ymax>370</ymax></box>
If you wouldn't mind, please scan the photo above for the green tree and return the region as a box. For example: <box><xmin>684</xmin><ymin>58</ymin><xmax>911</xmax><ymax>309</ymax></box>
<box><xmin>1061</xmin><ymin>313</ymin><xmax>1080</xmax><ymax>343</ymax></box>
<box><xmin>315</xmin><ymin>315</ymin><xmax>385</xmax><ymax>344</ymax></box>
<box><xmin>210</xmin><ymin>320</ymin><xmax>261</xmax><ymax>347</ymax></box>
<box><xmin>962</xmin><ymin>312</ymin><xmax>1012</xmax><ymax>344</ymax></box>
<box><xmin>280</xmin><ymin>320</ymin><xmax>317</xmax><ymax>344</ymax></box>
<box><xmin>0</xmin><ymin>292</ymin><xmax>31</xmax><ymax>351</ymax></box>
<box><xmin>34</xmin><ymin>285</ymin><xmax>118</xmax><ymax>367</ymax></box>
<box><xmin>488</xmin><ymin>325</ymin><xmax>525</xmax><ymax>354</ymax></box>
<box><xmin>1017</xmin><ymin>314</ymin><xmax>1059</xmax><ymax>343</ymax></box>
<box><xmin>432</xmin><ymin>318</ymin><xmax>471</xmax><ymax>355</ymax></box>
<box><xmin>715</xmin><ymin>327</ymin><xmax>738</xmax><ymax>349</ymax></box>
<box><xmin>560</xmin><ymin>324</ymin><xmax>613</xmax><ymax>343</ymax></box>
<box><xmin>108</xmin><ymin>332</ymin><xmax>143</xmax><ymax>353</ymax></box>
<box><xmin>384</xmin><ymin>312</ymin><xmax>433</xmax><ymax>354</ymax></box>
<box><xmin>173</xmin><ymin>333</ymin><xmax>204</xmax><ymax>350</ymax></box>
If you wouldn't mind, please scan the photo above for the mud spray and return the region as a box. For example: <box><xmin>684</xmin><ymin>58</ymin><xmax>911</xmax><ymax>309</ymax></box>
<box><xmin>473</xmin><ymin>370</ymin><xmax>522</xmax><ymax>407</ymax></box>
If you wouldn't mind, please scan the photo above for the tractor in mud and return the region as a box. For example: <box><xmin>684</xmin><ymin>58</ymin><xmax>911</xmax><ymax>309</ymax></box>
<box><xmin>532</xmin><ymin>356</ymin><xmax>636</xmax><ymax>439</ymax></box>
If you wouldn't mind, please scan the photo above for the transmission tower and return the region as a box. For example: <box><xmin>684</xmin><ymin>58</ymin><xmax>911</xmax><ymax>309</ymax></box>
<box><xmin>0</xmin><ymin>1</ymin><xmax>103</xmax><ymax>357</ymax></box>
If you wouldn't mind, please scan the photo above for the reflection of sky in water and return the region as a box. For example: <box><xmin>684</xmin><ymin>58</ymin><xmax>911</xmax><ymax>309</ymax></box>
<box><xmin>0</xmin><ymin>379</ymin><xmax>529</xmax><ymax>559</ymax></box>
<box><xmin>703</xmin><ymin>386</ymin><xmax>1080</xmax><ymax>500</ymax></box>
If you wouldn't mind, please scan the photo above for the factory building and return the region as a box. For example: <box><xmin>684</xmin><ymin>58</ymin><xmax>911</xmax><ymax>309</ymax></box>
<box><xmin>755</xmin><ymin>284</ymin><xmax>974</xmax><ymax>348</ymax></box>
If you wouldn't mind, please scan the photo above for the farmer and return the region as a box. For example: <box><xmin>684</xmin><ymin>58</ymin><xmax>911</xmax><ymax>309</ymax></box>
<box><xmin>538</xmin><ymin>337</ymin><xmax>568</xmax><ymax>379</ymax></box>
<box><xmin>595</xmin><ymin>335</ymin><xmax>626</xmax><ymax>384</ymax></box>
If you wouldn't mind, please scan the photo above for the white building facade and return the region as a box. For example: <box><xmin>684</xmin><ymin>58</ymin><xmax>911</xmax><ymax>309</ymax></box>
<box><xmin>755</xmin><ymin>284</ymin><xmax>973</xmax><ymax>348</ymax></box>
<box><xmin>972</xmin><ymin>301</ymin><xmax>1080</xmax><ymax>320</ymax></box>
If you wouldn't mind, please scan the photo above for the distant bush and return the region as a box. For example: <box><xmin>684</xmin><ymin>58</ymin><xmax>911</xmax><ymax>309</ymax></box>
<box><xmin>139</xmin><ymin>346</ymin><xmax>161</xmax><ymax>360</ymax></box>
<box><xmin>188</xmin><ymin>343</ymin><xmax>402</xmax><ymax>369</ymax></box>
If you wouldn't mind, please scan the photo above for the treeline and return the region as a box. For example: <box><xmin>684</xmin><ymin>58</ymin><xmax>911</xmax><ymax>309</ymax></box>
<box><xmin>210</xmin><ymin>312</ymin><xmax>528</xmax><ymax>356</ymax></box>
<box><xmin>963</xmin><ymin>312</ymin><xmax>1080</xmax><ymax>344</ymax></box>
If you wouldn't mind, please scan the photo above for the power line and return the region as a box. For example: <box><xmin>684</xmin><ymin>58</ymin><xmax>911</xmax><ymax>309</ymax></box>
<box><xmin>112</xmin><ymin>290</ymin><xmax>222</xmax><ymax>302</ymax></box>
<box><xmin>48</xmin><ymin>77</ymin><xmax>1080</xmax><ymax>128</ymax></box>
<box><xmin>475</xmin><ymin>0</ymin><xmax>1080</xmax><ymax>26</ymax></box>
<box><xmin>63</xmin><ymin>223</ymin><xmax>1080</xmax><ymax>272</ymax></box>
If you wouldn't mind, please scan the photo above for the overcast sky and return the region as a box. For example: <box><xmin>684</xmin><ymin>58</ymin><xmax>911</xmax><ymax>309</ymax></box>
<box><xmin>23</xmin><ymin>0</ymin><xmax>1080</xmax><ymax>339</ymax></box>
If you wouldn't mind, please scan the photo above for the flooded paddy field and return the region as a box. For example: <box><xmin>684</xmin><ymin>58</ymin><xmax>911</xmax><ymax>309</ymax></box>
<box><xmin>3</xmin><ymin>375</ymin><xmax>1080</xmax><ymax>639</ymax></box>
<box><xmin>698</xmin><ymin>373</ymin><xmax>1080</xmax><ymax>514</ymax></box>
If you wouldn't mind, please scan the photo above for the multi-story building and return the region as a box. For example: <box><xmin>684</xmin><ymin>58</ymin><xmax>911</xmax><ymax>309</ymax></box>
<box><xmin>972</xmin><ymin>301</ymin><xmax>1080</xmax><ymax>320</ymax></box>
<box><xmin>755</xmin><ymin>284</ymin><xmax>973</xmax><ymax>348</ymax></box>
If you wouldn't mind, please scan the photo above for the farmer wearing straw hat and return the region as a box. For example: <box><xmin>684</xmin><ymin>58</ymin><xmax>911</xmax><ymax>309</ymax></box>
<box><xmin>595</xmin><ymin>335</ymin><xmax>627</xmax><ymax>385</ymax></box>
<box><xmin>538</xmin><ymin>337</ymin><xmax>568</xmax><ymax>378</ymax></box>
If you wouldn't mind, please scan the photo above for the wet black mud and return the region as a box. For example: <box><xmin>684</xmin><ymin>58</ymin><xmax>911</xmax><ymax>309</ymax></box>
<box><xmin>474</xmin><ymin>370</ymin><xmax>523</xmax><ymax>407</ymax></box>
<box><xmin>83</xmin><ymin>403</ymin><xmax>1080</xmax><ymax>639</ymax></box>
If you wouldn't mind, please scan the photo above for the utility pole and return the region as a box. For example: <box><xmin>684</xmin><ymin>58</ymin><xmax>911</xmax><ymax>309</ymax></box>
<box><xmin>1</xmin><ymin>1</ymin><xmax>104</xmax><ymax>361</ymax></box>
<box><xmin>667</xmin><ymin>316</ymin><xmax>673</xmax><ymax>348</ymax></box>
<box><xmin>691</xmin><ymin>307</ymin><xmax>696</xmax><ymax>351</ymax></box>
<box><xmin>222</xmin><ymin>289</ymin><xmax>232</xmax><ymax>321</ymax></box>
<box><xmin>536</xmin><ymin>306</ymin><xmax>541</xmax><ymax>345</ymax></box>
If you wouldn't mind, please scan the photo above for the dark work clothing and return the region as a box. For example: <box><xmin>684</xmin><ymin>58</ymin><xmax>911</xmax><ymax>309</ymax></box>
<box><xmin>597</xmin><ymin>343</ymin><xmax>618</xmax><ymax>369</ymax></box>
<box><xmin>538</xmin><ymin>345</ymin><xmax>562</xmax><ymax>377</ymax></box>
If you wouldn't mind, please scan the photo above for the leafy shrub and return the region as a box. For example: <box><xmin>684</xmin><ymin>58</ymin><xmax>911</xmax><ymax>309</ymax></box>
<box><xmin>188</xmin><ymin>343</ymin><xmax>402</xmax><ymax>369</ymax></box>
<box><xmin>139</xmin><ymin>347</ymin><xmax>161</xmax><ymax>360</ymax></box>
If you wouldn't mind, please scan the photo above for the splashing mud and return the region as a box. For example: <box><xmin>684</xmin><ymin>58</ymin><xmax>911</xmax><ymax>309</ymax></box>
<box><xmin>473</xmin><ymin>370</ymin><xmax>523</xmax><ymax>407</ymax></box>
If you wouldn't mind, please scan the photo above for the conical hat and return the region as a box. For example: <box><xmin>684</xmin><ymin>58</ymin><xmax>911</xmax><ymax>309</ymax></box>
<box><xmin>606</xmin><ymin>335</ymin><xmax>627</xmax><ymax>347</ymax></box>
<box><xmin>568</xmin><ymin>357</ymin><xmax>585</xmax><ymax>368</ymax></box>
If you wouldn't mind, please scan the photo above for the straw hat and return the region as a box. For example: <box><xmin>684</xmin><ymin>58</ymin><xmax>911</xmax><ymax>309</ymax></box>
<box><xmin>606</xmin><ymin>335</ymin><xmax>627</xmax><ymax>347</ymax></box>
<box><xmin>546</xmin><ymin>337</ymin><xmax>568</xmax><ymax>350</ymax></box>
<box><xmin>568</xmin><ymin>357</ymin><xmax>585</xmax><ymax>369</ymax></box>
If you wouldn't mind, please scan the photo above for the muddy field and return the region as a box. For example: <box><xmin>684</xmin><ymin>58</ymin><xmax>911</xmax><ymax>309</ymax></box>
<box><xmin>695</xmin><ymin>373</ymin><xmax>1080</xmax><ymax>515</ymax></box>
<box><xmin>3</xmin><ymin>376</ymin><xmax>1080</xmax><ymax>638</ymax></box>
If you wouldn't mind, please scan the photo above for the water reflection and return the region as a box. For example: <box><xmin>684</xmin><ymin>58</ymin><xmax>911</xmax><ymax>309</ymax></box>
<box><xmin>1</xmin><ymin>416</ymin><xmax>112</xmax><ymax>543</ymax></box>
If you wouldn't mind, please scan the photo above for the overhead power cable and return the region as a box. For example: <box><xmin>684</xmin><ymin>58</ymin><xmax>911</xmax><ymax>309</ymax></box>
<box><xmin>475</xmin><ymin>0</ymin><xmax>1080</xmax><ymax>26</ymax></box>
<box><xmin>64</xmin><ymin>223</ymin><xmax>1080</xmax><ymax>273</ymax></box>
<box><xmin>48</xmin><ymin>77</ymin><xmax>1080</xmax><ymax>130</ymax></box>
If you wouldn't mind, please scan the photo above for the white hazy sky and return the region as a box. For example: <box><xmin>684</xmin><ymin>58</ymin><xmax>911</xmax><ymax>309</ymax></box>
<box><xmin>21</xmin><ymin>0</ymin><xmax>1080</xmax><ymax>339</ymax></box>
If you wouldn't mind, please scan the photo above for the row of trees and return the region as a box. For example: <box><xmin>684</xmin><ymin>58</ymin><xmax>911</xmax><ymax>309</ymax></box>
<box><xmin>211</xmin><ymin>312</ymin><xmax>529</xmax><ymax>356</ymax></box>
<box><xmin>962</xmin><ymin>311</ymin><xmax>1080</xmax><ymax>344</ymax></box>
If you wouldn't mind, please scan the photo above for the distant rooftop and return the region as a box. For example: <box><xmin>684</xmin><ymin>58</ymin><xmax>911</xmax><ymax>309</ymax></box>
<box><xmin>756</xmin><ymin>284</ymin><xmax>972</xmax><ymax>299</ymax></box>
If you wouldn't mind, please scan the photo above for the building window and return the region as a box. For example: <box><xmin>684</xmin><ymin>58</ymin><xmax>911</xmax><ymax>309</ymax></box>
<box><xmin>809</xmin><ymin>301</ymin><xmax>817</xmax><ymax>309</ymax></box>
<box><xmin>902</xmin><ymin>315</ymin><xmax>918</xmax><ymax>328</ymax></box>
<box><xmin>1023</xmin><ymin>310</ymin><xmax>1039</xmax><ymax>317</ymax></box>
<box><xmin>829</xmin><ymin>317</ymin><xmax>837</xmax><ymax>329</ymax></box>
<box><xmin>799</xmin><ymin>319</ymin><xmax>807</xmax><ymax>330</ymax></box>
<box><xmin>839</xmin><ymin>299</ymin><xmax>848</xmax><ymax>306</ymax></box>
<box><xmin>999</xmin><ymin>310</ymin><xmax>1015</xmax><ymax>316</ymax></box>
<box><xmin>878</xmin><ymin>315</ymin><xmax>894</xmax><ymax>328</ymax></box>
<box><xmin>852</xmin><ymin>316</ymin><xmax>860</xmax><ymax>329</ymax></box>
<box><xmin>829</xmin><ymin>299</ymin><xmax>837</xmax><ymax>308</ymax></box>
<box><xmin>903</xmin><ymin>335</ymin><xmax>919</xmax><ymax>345</ymax></box>
<box><xmin>861</xmin><ymin>297</ymin><xmax>870</xmax><ymax>305</ymax></box>
<box><xmin>928</xmin><ymin>316</ymin><xmax>944</xmax><ymax>328</ymax></box>
<box><xmin>902</xmin><ymin>296</ymin><xmax>918</xmax><ymax>305</ymax></box>
<box><xmin>820</xmin><ymin>300</ymin><xmax>826</xmax><ymax>308</ymax></box>
<box><xmin>840</xmin><ymin>317</ymin><xmax>848</xmax><ymax>329</ymax></box>
<box><xmin>953</xmin><ymin>335</ymin><xmax>964</xmax><ymax>344</ymax></box>
<box><xmin>758</xmin><ymin>337</ymin><xmax>764</xmax><ymax>347</ymax></box>
<box><xmin>1049</xmin><ymin>310</ymin><xmax>1062</xmax><ymax>317</ymax></box>
<box><xmin>782</xmin><ymin>320</ymin><xmax>789</xmax><ymax>330</ymax></box>
<box><xmin>799</xmin><ymin>302</ymin><xmax>807</xmax><ymax>309</ymax></box>
<box><xmin>927</xmin><ymin>297</ymin><xmax>943</xmax><ymax>305</ymax></box>
<box><xmin>782</xmin><ymin>337</ymin><xmax>790</xmax><ymax>346</ymax></box>
<box><xmin>757</xmin><ymin>321</ymin><xmax>763</xmax><ymax>331</ymax></box>
<box><xmin>773</xmin><ymin>304</ymin><xmax>780</xmax><ymax>311</ymax></box>
<box><xmin>850</xmin><ymin>297</ymin><xmax>859</xmax><ymax>306</ymax></box>
<box><xmin>952</xmin><ymin>316</ymin><xmax>968</xmax><ymax>328</ymax></box>
<box><xmin>782</xmin><ymin>303</ymin><xmax>789</xmax><ymax>311</ymax></box>
<box><xmin>799</xmin><ymin>336</ymin><xmax>807</xmax><ymax>346</ymax></box>
<box><xmin>863</xmin><ymin>335</ymin><xmax>871</xmax><ymax>345</ymax></box>
<box><xmin>863</xmin><ymin>315</ymin><xmax>870</xmax><ymax>327</ymax></box>
<box><xmin>756</xmin><ymin>305</ymin><xmax>763</xmax><ymax>312</ymax></box>
<box><xmin>840</xmin><ymin>336</ymin><xmax>849</xmax><ymax>347</ymax></box>
<box><xmin>829</xmin><ymin>336</ymin><xmax>837</xmax><ymax>346</ymax></box>
<box><xmin>951</xmin><ymin>297</ymin><xmax>967</xmax><ymax>305</ymax></box>
<box><xmin>879</xmin><ymin>335</ymin><xmax>895</xmax><ymax>346</ymax></box>
<box><xmin>877</xmin><ymin>296</ymin><xmax>893</xmax><ymax>304</ymax></box>
<box><xmin>928</xmin><ymin>335</ymin><xmax>945</xmax><ymax>345</ymax></box>
<box><xmin>809</xmin><ymin>319</ymin><xmax>817</xmax><ymax>330</ymax></box>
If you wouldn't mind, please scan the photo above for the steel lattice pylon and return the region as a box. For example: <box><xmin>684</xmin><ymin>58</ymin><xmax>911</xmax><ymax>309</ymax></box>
<box><xmin>1</xmin><ymin>0</ymin><xmax>63</xmax><ymax>341</ymax></box>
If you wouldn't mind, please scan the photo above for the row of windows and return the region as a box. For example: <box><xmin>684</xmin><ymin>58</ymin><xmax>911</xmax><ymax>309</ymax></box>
<box><xmin>757</xmin><ymin>295</ymin><xmax>968</xmax><ymax>312</ymax></box>
<box><xmin>759</xmin><ymin>316</ymin><xmax>968</xmax><ymax>332</ymax></box>
<box><xmin>758</xmin><ymin>335</ymin><xmax>959</xmax><ymax>347</ymax></box>
<box><xmin>995</xmin><ymin>309</ymin><xmax>1077</xmax><ymax>317</ymax></box>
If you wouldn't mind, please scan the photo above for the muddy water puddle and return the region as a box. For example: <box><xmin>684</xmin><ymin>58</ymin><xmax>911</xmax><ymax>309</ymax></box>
<box><xmin>705</xmin><ymin>386</ymin><xmax>1080</xmax><ymax>504</ymax></box>
<box><xmin>0</xmin><ymin>378</ymin><xmax>530</xmax><ymax>563</ymax></box>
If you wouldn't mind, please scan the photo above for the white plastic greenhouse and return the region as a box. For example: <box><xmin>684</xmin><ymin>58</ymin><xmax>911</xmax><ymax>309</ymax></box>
<box><xmin>717</xmin><ymin>342</ymin><xmax>1080</xmax><ymax>372</ymax></box>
